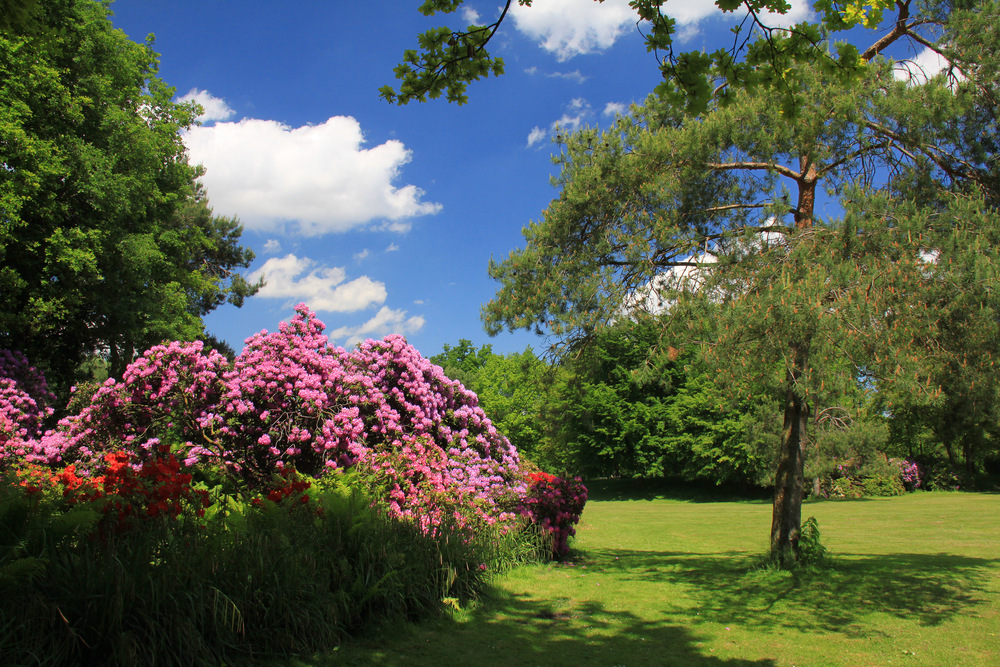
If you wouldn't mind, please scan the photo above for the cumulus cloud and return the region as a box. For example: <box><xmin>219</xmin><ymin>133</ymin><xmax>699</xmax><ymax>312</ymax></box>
<box><xmin>250</xmin><ymin>254</ymin><xmax>386</xmax><ymax>312</ymax></box>
<box><xmin>526</xmin><ymin>126</ymin><xmax>548</xmax><ymax>147</ymax></box>
<box><xmin>328</xmin><ymin>306</ymin><xmax>426</xmax><ymax>347</ymax></box>
<box><xmin>385</xmin><ymin>243</ymin><xmax>400</xmax><ymax>252</ymax></box>
<box><xmin>183</xmin><ymin>112</ymin><xmax>442</xmax><ymax>236</ymax></box>
<box><xmin>353</xmin><ymin>248</ymin><xmax>370</xmax><ymax>262</ymax></box>
<box><xmin>177</xmin><ymin>88</ymin><xmax>235</xmax><ymax>123</ymax></box>
<box><xmin>262</xmin><ymin>238</ymin><xmax>282</xmax><ymax>254</ymax></box>
<box><xmin>603</xmin><ymin>101</ymin><xmax>626</xmax><ymax>117</ymax></box>
<box><xmin>511</xmin><ymin>0</ymin><xmax>812</xmax><ymax>59</ymax></box>
<box><xmin>462</xmin><ymin>6</ymin><xmax>481</xmax><ymax>23</ymax></box>
<box><xmin>511</xmin><ymin>0</ymin><xmax>635</xmax><ymax>61</ymax></box>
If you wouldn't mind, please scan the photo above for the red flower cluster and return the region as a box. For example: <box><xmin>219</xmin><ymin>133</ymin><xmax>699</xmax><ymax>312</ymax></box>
<box><xmin>96</xmin><ymin>448</ymin><xmax>210</xmax><ymax>522</ymax></box>
<box><xmin>253</xmin><ymin>467</ymin><xmax>312</xmax><ymax>507</ymax></box>
<box><xmin>16</xmin><ymin>446</ymin><xmax>210</xmax><ymax>533</ymax></box>
<box><xmin>520</xmin><ymin>472</ymin><xmax>588</xmax><ymax>559</ymax></box>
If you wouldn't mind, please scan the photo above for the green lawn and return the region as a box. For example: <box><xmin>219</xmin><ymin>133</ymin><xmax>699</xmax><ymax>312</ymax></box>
<box><xmin>324</xmin><ymin>492</ymin><xmax>1000</xmax><ymax>666</ymax></box>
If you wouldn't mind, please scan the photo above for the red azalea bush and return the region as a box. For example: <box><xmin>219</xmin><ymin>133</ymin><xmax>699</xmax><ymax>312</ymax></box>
<box><xmin>15</xmin><ymin>445</ymin><xmax>210</xmax><ymax>535</ymax></box>
<box><xmin>520</xmin><ymin>471</ymin><xmax>588</xmax><ymax>559</ymax></box>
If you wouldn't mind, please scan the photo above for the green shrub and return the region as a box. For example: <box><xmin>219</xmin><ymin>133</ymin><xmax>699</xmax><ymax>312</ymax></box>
<box><xmin>796</xmin><ymin>516</ymin><xmax>827</xmax><ymax>566</ymax></box>
<box><xmin>820</xmin><ymin>453</ymin><xmax>907</xmax><ymax>498</ymax></box>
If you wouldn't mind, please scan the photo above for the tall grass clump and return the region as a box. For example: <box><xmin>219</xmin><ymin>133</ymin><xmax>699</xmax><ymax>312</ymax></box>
<box><xmin>0</xmin><ymin>466</ymin><xmax>518</xmax><ymax>665</ymax></box>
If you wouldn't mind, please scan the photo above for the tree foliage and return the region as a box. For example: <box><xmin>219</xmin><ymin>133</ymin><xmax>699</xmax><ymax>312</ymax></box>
<box><xmin>384</xmin><ymin>0</ymin><xmax>898</xmax><ymax>107</ymax></box>
<box><xmin>0</xmin><ymin>0</ymin><xmax>260</xmax><ymax>397</ymax></box>
<box><xmin>544</xmin><ymin>317</ymin><xmax>777</xmax><ymax>484</ymax></box>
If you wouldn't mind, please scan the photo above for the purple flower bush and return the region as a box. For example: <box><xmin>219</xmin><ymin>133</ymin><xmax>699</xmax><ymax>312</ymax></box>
<box><xmin>520</xmin><ymin>471</ymin><xmax>588</xmax><ymax>559</ymax></box>
<box><xmin>5</xmin><ymin>305</ymin><xmax>525</xmax><ymax>536</ymax></box>
<box><xmin>893</xmin><ymin>458</ymin><xmax>922</xmax><ymax>492</ymax></box>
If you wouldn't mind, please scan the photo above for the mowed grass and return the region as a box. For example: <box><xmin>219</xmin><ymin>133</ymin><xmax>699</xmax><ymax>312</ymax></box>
<box><xmin>322</xmin><ymin>492</ymin><xmax>1000</xmax><ymax>666</ymax></box>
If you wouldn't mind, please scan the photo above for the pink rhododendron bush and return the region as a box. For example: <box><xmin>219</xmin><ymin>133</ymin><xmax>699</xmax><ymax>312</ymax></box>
<box><xmin>2</xmin><ymin>305</ymin><xmax>532</xmax><ymax>537</ymax></box>
<box><xmin>0</xmin><ymin>350</ymin><xmax>56</xmax><ymax>460</ymax></box>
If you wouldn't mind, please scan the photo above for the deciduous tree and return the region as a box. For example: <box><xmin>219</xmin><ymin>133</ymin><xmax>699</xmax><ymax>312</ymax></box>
<box><xmin>0</xmin><ymin>0</ymin><xmax>260</xmax><ymax>397</ymax></box>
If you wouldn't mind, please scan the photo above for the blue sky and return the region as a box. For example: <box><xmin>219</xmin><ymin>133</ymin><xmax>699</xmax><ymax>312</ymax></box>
<box><xmin>108</xmin><ymin>1</ymin><xmax>943</xmax><ymax>359</ymax></box>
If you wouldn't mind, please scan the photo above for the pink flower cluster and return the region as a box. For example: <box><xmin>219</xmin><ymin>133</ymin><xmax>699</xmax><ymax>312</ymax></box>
<box><xmin>3</xmin><ymin>305</ymin><xmax>524</xmax><ymax>534</ymax></box>
<box><xmin>0</xmin><ymin>350</ymin><xmax>56</xmax><ymax>461</ymax></box>
<box><xmin>519</xmin><ymin>472</ymin><xmax>588</xmax><ymax>559</ymax></box>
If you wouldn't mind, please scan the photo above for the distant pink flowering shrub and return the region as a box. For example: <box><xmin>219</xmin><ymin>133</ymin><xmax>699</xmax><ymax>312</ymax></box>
<box><xmin>0</xmin><ymin>350</ymin><xmax>56</xmax><ymax>464</ymax></box>
<box><xmin>892</xmin><ymin>458</ymin><xmax>922</xmax><ymax>491</ymax></box>
<box><xmin>18</xmin><ymin>304</ymin><xmax>524</xmax><ymax>534</ymax></box>
<box><xmin>520</xmin><ymin>472</ymin><xmax>588</xmax><ymax>559</ymax></box>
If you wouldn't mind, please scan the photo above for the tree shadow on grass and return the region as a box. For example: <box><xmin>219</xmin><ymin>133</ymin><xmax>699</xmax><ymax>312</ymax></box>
<box><xmin>585</xmin><ymin>478</ymin><xmax>772</xmax><ymax>503</ymax></box>
<box><xmin>584</xmin><ymin>547</ymin><xmax>997</xmax><ymax>635</ymax></box>
<box><xmin>322</xmin><ymin>591</ymin><xmax>775</xmax><ymax>666</ymax></box>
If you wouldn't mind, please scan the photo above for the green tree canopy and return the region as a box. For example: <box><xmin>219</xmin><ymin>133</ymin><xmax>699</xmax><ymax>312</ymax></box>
<box><xmin>0</xmin><ymin>0</ymin><xmax>260</xmax><ymax>396</ymax></box>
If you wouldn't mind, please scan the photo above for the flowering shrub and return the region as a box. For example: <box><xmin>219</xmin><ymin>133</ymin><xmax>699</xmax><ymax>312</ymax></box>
<box><xmin>819</xmin><ymin>454</ymin><xmax>921</xmax><ymax>498</ymax></box>
<box><xmin>346</xmin><ymin>335</ymin><xmax>524</xmax><ymax>532</ymax></box>
<box><xmin>0</xmin><ymin>350</ymin><xmax>56</xmax><ymax>464</ymax></box>
<box><xmin>253</xmin><ymin>466</ymin><xmax>313</xmax><ymax>508</ymax></box>
<box><xmin>892</xmin><ymin>458</ymin><xmax>922</xmax><ymax>492</ymax></box>
<box><xmin>15</xmin><ymin>445</ymin><xmax>210</xmax><ymax>535</ymax></box>
<box><xmin>12</xmin><ymin>305</ymin><xmax>524</xmax><ymax>536</ymax></box>
<box><xmin>519</xmin><ymin>471</ymin><xmax>588</xmax><ymax>559</ymax></box>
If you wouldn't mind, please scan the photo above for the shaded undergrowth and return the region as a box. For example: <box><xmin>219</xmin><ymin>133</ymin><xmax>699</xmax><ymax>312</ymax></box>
<box><xmin>324</xmin><ymin>590</ymin><xmax>775</xmax><ymax>667</ymax></box>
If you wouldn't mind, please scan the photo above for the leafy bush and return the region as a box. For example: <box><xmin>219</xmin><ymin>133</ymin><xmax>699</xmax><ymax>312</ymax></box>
<box><xmin>796</xmin><ymin>516</ymin><xmax>827</xmax><ymax>566</ymax></box>
<box><xmin>919</xmin><ymin>459</ymin><xmax>964</xmax><ymax>491</ymax></box>
<box><xmin>819</xmin><ymin>453</ymin><xmax>917</xmax><ymax>498</ymax></box>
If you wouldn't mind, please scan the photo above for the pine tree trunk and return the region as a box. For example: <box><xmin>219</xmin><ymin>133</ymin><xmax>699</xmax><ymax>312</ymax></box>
<box><xmin>771</xmin><ymin>345</ymin><xmax>809</xmax><ymax>565</ymax></box>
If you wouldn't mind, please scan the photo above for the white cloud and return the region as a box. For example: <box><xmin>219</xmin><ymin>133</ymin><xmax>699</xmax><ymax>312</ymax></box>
<box><xmin>177</xmin><ymin>88</ymin><xmax>234</xmax><ymax>123</ymax></box>
<box><xmin>511</xmin><ymin>0</ymin><xmax>635</xmax><ymax>61</ymax></box>
<box><xmin>525</xmin><ymin>66</ymin><xmax>586</xmax><ymax>83</ymax></box>
<box><xmin>528</xmin><ymin>97</ymin><xmax>593</xmax><ymax>147</ymax></box>
<box><xmin>385</xmin><ymin>243</ymin><xmax>400</xmax><ymax>252</ymax></box>
<box><xmin>603</xmin><ymin>101</ymin><xmax>626</xmax><ymax>117</ymax></box>
<box><xmin>250</xmin><ymin>254</ymin><xmax>386</xmax><ymax>312</ymax></box>
<box><xmin>510</xmin><ymin>0</ymin><xmax>812</xmax><ymax>59</ymax></box>
<box><xmin>526</xmin><ymin>126</ymin><xmax>548</xmax><ymax>147</ymax></box>
<box><xmin>554</xmin><ymin>98</ymin><xmax>591</xmax><ymax>132</ymax></box>
<box><xmin>462</xmin><ymin>6</ymin><xmax>481</xmax><ymax>23</ymax></box>
<box><xmin>262</xmin><ymin>238</ymin><xmax>281</xmax><ymax>254</ymax></box>
<box><xmin>893</xmin><ymin>46</ymin><xmax>960</xmax><ymax>85</ymax></box>
<box><xmin>550</xmin><ymin>69</ymin><xmax>588</xmax><ymax>83</ymax></box>
<box><xmin>328</xmin><ymin>306</ymin><xmax>426</xmax><ymax>346</ymax></box>
<box><xmin>183</xmin><ymin>114</ymin><xmax>442</xmax><ymax>236</ymax></box>
<box><xmin>628</xmin><ymin>253</ymin><xmax>718</xmax><ymax>316</ymax></box>
<box><xmin>353</xmin><ymin>248</ymin><xmax>370</xmax><ymax>262</ymax></box>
